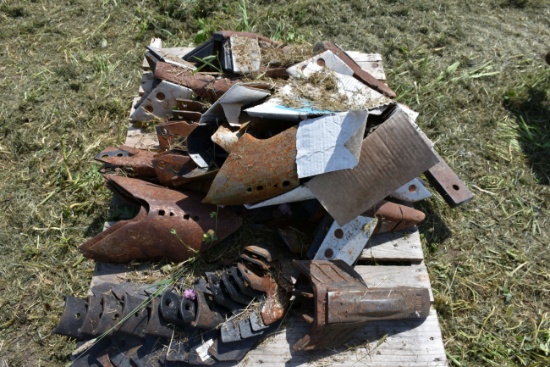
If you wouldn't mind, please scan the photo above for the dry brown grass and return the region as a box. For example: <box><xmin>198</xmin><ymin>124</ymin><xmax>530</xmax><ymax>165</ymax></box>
<box><xmin>0</xmin><ymin>0</ymin><xmax>549</xmax><ymax>366</ymax></box>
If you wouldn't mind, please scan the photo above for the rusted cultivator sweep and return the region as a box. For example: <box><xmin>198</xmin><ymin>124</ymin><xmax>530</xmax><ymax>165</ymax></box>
<box><xmin>55</xmin><ymin>30</ymin><xmax>473</xmax><ymax>366</ymax></box>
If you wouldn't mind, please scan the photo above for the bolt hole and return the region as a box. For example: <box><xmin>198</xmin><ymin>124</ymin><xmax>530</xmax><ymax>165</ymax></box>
<box><xmin>334</xmin><ymin>228</ymin><xmax>344</xmax><ymax>239</ymax></box>
<box><xmin>316</xmin><ymin>58</ymin><xmax>326</xmax><ymax>67</ymax></box>
<box><xmin>324</xmin><ymin>248</ymin><xmax>334</xmax><ymax>258</ymax></box>
<box><xmin>256</xmin><ymin>186</ymin><xmax>264</xmax><ymax>191</ymax></box>
<box><xmin>282</xmin><ymin>180</ymin><xmax>290</xmax><ymax>187</ymax></box>
<box><xmin>144</xmin><ymin>105</ymin><xmax>153</xmax><ymax>113</ymax></box>
<box><xmin>156</xmin><ymin>92</ymin><xmax>165</xmax><ymax>101</ymax></box>
<box><xmin>452</xmin><ymin>184</ymin><xmax>460</xmax><ymax>191</ymax></box>
<box><xmin>408</xmin><ymin>184</ymin><xmax>417</xmax><ymax>192</ymax></box>
<box><xmin>158</xmin><ymin>210</ymin><xmax>165</xmax><ymax>216</ymax></box>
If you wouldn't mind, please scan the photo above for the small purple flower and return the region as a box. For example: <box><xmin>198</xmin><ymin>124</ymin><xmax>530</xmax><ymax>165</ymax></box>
<box><xmin>183</xmin><ymin>289</ymin><xmax>196</xmax><ymax>301</ymax></box>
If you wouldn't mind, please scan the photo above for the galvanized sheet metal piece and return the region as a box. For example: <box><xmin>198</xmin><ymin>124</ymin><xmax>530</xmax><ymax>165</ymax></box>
<box><xmin>310</xmin><ymin>216</ymin><xmax>378</xmax><ymax>266</ymax></box>
<box><xmin>130</xmin><ymin>80</ymin><xmax>194</xmax><ymax>122</ymax></box>
<box><xmin>203</xmin><ymin>127</ymin><xmax>300</xmax><ymax>205</ymax></box>
<box><xmin>292</xmin><ymin>260</ymin><xmax>430</xmax><ymax>351</ymax></box>
<box><xmin>425</xmin><ymin>150</ymin><xmax>474</xmax><ymax>207</ymax></box>
<box><xmin>80</xmin><ymin>175</ymin><xmax>241</xmax><ymax>263</ymax></box>
<box><xmin>287</xmin><ymin>50</ymin><xmax>353</xmax><ymax>77</ymax></box>
<box><xmin>313</xmin><ymin>41</ymin><xmax>396</xmax><ymax>98</ymax></box>
<box><xmin>296</xmin><ymin>111</ymin><xmax>368</xmax><ymax>178</ymax></box>
<box><xmin>390</xmin><ymin>177</ymin><xmax>432</xmax><ymax>202</ymax></box>
<box><xmin>306</xmin><ymin>108</ymin><xmax>439</xmax><ymax>225</ymax></box>
<box><xmin>230</xmin><ymin>35</ymin><xmax>261</xmax><ymax>74</ymax></box>
<box><xmin>199</xmin><ymin>83</ymin><xmax>271</xmax><ymax>127</ymax></box>
<box><xmin>95</xmin><ymin>146</ymin><xmax>157</xmax><ymax>179</ymax></box>
<box><xmin>156</xmin><ymin>121</ymin><xmax>199</xmax><ymax>151</ymax></box>
<box><xmin>154</xmin><ymin>62</ymin><xmax>238</xmax><ymax>103</ymax></box>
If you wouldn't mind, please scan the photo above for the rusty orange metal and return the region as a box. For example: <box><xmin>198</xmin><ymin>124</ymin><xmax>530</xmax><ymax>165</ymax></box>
<box><xmin>236</xmin><ymin>263</ymin><xmax>285</xmax><ymax>325</ymax></box>
<box><xmin>154</xmin><ymin>62</ymin><xmax>238</xmax><ymax>103</ymax></box>
<box><xmin>363</xmin><ymin>201</ymin><xmax>426</xmax><ymax>233</ymax></box>
<box><xmin>156</xmin><ymin>121</ymin><xmax>199</xmax><ymax>151</ymax></box>
<box><xmin>152</xmin><ymin>150</ymin><xmax>217</xmax><ymax>190</ymax></box>
<box><xmin>80</xmin><ymin>175</ymin><xmax>241</xmax><ymax>263</ymax></box>
<box><xmin>203</xmin><ymin>127</ymin><xmax>300</xmax><ymax>205</ymax></box>
<box><xmin>95</xmin><ymin>146</ymin><xmax>157</xmax><ymax>178</ymax></box>
<box><xmin>292</xmin><ymin>260</ymin><xmax>430</xmax><ymax>351</ymax></box>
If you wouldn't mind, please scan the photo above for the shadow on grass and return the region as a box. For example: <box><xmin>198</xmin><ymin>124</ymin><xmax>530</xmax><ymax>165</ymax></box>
<box><xmin>415</xmin><ymin>200</ymin><xmax>452</xmax><ymax>255</ymax></box>
<box><xmin>504</xmin><ymin>76</ymin><xmax>550</xmax><ymax>185</ymax></box>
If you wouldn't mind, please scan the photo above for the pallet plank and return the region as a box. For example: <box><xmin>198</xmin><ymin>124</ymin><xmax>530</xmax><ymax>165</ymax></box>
<box><xmin>212</xmin><ymin>309</ymin><xmax>446</xmax><ymax>367</ymax></box>
<box><xmin>361</xmin><ymin>228</ymin><xmax>425</xmax><ymax>262</ymax></box>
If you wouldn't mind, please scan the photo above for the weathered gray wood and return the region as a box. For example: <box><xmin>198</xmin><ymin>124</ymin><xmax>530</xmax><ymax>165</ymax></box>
<box><xmin>361</xmin><ymin>227</ymin><xmax>425</xmax><ymax>262</ymax></box>
<box><xmin>356</xmin><ymin>263</ymin><xmax>434</xmax><ymax>303</ymax></box>
<box><xmin>213</xmin><ymin>309</ymin><xmax>446</xmax><ymax>367</ymax></box>
<box><xmin>124</xmin><ymin>122</ymin><xmax>159</xmax><ymax>149</ymax></box>
<box><xmin>348</xmin><ymin>51</ymin><xmax>387</xmax><ymax>81</ymax></box>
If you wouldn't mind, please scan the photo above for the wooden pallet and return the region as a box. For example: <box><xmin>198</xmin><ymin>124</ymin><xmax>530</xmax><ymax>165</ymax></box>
<box><xmin>84</xmin><ymin>44</ymin><xmax>449</xmax><ymax>367</ymax></box>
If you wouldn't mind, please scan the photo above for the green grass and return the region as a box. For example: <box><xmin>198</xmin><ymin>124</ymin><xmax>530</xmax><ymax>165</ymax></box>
<box><xmin>0</xmin><ymin>0</ymin><xmax>549</xmax><ymax>366</ymax></box>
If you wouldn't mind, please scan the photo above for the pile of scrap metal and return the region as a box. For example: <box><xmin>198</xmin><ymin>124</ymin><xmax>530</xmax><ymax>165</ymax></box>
<box><xmin>55</xmin><ymin>31</ymin><xmax>473</xmax><ymax>366</ymax></box>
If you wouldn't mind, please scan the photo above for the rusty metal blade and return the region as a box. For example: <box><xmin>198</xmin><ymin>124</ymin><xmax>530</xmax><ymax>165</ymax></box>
<box><xmin>80</xmin><ymin>176</ymin><xmax>241</xmax><ymax>263</ymax></box>
<box><xmin>424</xmin><ymin>150</ymin><xmax>474</xmax><ymax>207</ymax></box>
<box><xmin>156</xmin><ymin>121</ymin><xmax>199</xmax><ymax>151</ymax></box>
<box><xmin>154</xmin><ymin>62</ymin><xmax>238</xmax><ymax>103</ymax></box>
<box><xmin>204</xmin><ymin>127</ymin><xmax>299</xmax><ymax>205</ymax></box>
<box><xmin>95</xmin><ymin>146</ymin><xmax>157</xmax><ymax>178</ymax></box>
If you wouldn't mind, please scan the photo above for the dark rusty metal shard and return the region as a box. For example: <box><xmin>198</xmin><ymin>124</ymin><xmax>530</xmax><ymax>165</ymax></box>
<box><xmin>95</xmin><ymin>146</ymin><xmax>157</xmax><ymax>178</ymax></box>
<box><xmin>424</xmin><ymin>151</ymin><xmax>474</xmax><ymax>207</ymax></box>
<box><xmin>363</xmin><ymin>201</ymin><xmax>426</xmax><ymax>233</ymax></box>
<box><xmin>55</xmin><ymin>296</ymin><xmax>88</xmax><ymax>339</ymax></box>
<box><xmin>154</xmin><ymin>62</ymin><xmax>238</xmax><ymax>103</ymax></box>
<box><xmin>292</xmin><ymin>260</ymin><xmax>430</xmax><ymax>351</ymax></box>
<box><xmin>152</xmin><ymin>150</ymin><xmax>217</xmax><ymax>190</ymax></box>
<box><xmin>203</xmin><ymin>127</ymin><xmax>300</xmax><ymax>205</ymax></box>
<box><xmin>314</xmin><ymin>41</ymin><xmax>396</xmax><ymax>98</ymax></box>
<box><xmin>236</xmin><ymin>263</ymin><xmax>285</xmax><ymax>326</ymax></box>
<box><xmin>156</xmin><ymin>121</ymin><xmax>199</xmax><ymax>151</ymax></box>
<box><xmin>80</xmin><ymin>175</ymin><xmax>241</xmax><ymax>263</ymax></box>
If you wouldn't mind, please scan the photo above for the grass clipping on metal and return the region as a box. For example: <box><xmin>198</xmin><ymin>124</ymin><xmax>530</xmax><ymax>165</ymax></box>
<box><xmin>0</xmin><ymin>0</ymin><xmax>549</xmax><ymax>366</ymax></box>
